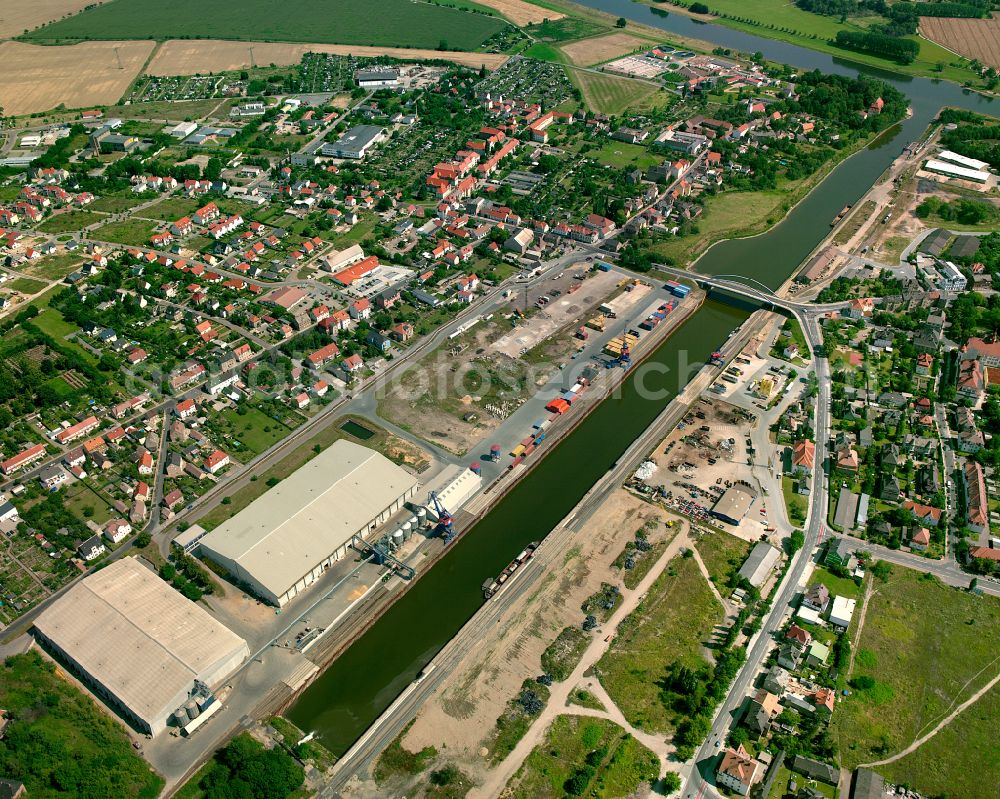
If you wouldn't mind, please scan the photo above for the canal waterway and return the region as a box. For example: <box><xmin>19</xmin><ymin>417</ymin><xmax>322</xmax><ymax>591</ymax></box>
<box><xmin>289</xmin><ymin>300</ymin><xmax>748</xmax><ymax>753</ymax></box>
<box><xmin>290</xmin><ymin>3</ymin><xmax>998</xmax><ymax>752</ymax></box>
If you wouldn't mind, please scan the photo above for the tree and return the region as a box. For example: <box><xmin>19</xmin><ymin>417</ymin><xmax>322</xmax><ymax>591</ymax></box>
<box><xmin>662</xmin><ymin>773</ymin><xmax>681</xmax><ymax>795</ymax></box>
<box><xmin>616</xmin><ymin>16</ymin><xmax>627</xmax><ymax>27</ymax></box>
<box><xmin>788</xmin><ymin>529</ymin><xmax>805</xmax><ymax>554</ymax></box>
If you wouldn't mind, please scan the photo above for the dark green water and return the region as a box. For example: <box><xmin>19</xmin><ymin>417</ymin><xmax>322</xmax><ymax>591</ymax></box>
<box><xmin>340</xmin><ymin>419</ymin><xmax>376</xmax><ymax>440</ymax></box>
<box><xmin>289</xmin><ymin>301</ymin><xmax>748</xmax><ymax>752</ymax></box>
<box><xmin>290</xmin><ymin>1</ymin><xmax>1000</xmax><ymax>752</ymax></box>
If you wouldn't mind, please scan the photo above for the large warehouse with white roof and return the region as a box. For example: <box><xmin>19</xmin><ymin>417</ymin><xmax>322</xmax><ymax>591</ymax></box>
<box><xmin>198</xmin><ymin>439</ymin><xmax>419</xmax><ymax>606</ymax></box>
<box><xmin>32</xmin><ymin>557</ymin><xmax>249</xmax><ymax>736</ymax></box>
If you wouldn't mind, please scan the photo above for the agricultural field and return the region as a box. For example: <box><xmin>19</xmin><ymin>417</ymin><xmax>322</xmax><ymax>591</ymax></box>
<box><xmin>560</xmin><ymin>32</ymin><xmax>651</xmax><ymax>66</ymax></box>
<box><xmin>596</xmin><ymin>553</ymin><xmax>723</xmax><ymax>734</ymax></box>
<box><xmin>0</xmin><ymin>40</ymin><xmax>154</xmax><ymax>117</ymax></box>
<box><xmin>145</xmin><ymin>39</ymin><xmax>509</xmax><ymax>78</ymax></box>
<box><xmin>475</xmin><ymin>0</ymin><xmax>559</xmax><ymax>26</ymax></box>
<box><xmin>507</xmin><ymin>716</ymin><xmax>659</xmax><ymax>799</ymax></box>
<box><xmin>832</xmin><ymin>567</ymin><xmax>1000</xmax><ymax>773</ymax></box>
<box><xmin>567</xmin><ymin>68</ymin><xmax>660</xmax><ymax>116</ymax></box>
<box><xmin>24</xmin><ymin>0</ymin><xmax>509</xmax><ymax>51</ymax></box>
<box><xmin>679</xmin><ymin>0</ymin><xmax>976</xmax><ymax>84</ymax></box>
<box><xmin>921</xmin><ymin>14</ymin><xmax>1000</xmax><ymax>70</ymax></box>
<box><xmin>0</xmin><ymin>0</ymin><xmax>108</xmax><ymax>38</ymax></box>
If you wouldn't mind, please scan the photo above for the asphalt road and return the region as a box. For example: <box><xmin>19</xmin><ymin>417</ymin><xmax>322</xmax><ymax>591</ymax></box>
<box><xmin>317</xmin><ymin>313</ymin><xmax>770</xmax><ymax>795</ymax></box>
<box><xmin>683</xmin><ymin>308</ymin><xmax>831</xmax><ymax>799</ymax></box>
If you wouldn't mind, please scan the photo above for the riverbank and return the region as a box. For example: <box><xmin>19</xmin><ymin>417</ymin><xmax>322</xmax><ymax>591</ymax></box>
<box><xmin>626</xmin><ymin>0</ymin><xmax>982</xmax><ymax>88</ymax></box>
<box><xmin>651</xmin><ymin>120</ymin><xmax>902</xmax><ymax>271</ymax></box>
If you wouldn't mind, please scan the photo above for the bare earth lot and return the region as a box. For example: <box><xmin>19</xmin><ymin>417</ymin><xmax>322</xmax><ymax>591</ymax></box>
<box><xmin>0</xmin><ymin>40</ymin><xmax>154</xmax><ymax>116</ymax></box>
<box><xmin>378</xmin><ymin>491</ymin><xmax>676</xmax><ymax>795</ymax></box>
<box><xmin>0</xmin><ymin>0</ymin><xmax>105</xmax><ymax>39</ymax></box>
<box><xmin>921</xmin><ymin>13</ymin><xmax>1000</xmax><ymax>69</ymax></box>
<box><xmin>146</xmin><ymin>40</ymin><xmax>508</xmax><ymax>77</ymax></box>
<box><xmin>476</xmin><ymin>0</ymin><xmax>561</xmax><ymax>26</ymax></box>
<box><xmin>560</xmin><ymin>32</ymin><xmax>651</xmax><ymax>66</ymax></box>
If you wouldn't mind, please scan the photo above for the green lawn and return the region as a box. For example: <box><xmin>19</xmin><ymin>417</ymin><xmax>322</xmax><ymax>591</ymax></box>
<box><xmin>567</xmin><ymin>68</ymin><xmax>660</xmax><ymax>116</ymax></box>
<box><xmin>878</xmin><ymin>681</ymin><xmax>999</xmax><ymax>799</ymax></box>
<box><xmin>92</xmin><ymin>218</ymin><xmax>159</xmax><ymax>247</ymax></box>
<box><xmin>37</xmin><ymin>210</ymin><xmax>105</xmax><ymax>234</ymax></box>
<box><xmin>217</xmin><ymin>406</ymin><xmax>292</xmax><ymax>459</ymax></box>
<box><xmin>140</xmin><ymin>197</ymin><xmax>206</xmax><ymax>222</ymax></box>
<box><xmin>808</xmin><ymin>565</ymin><xmax>861</xmax><ymax>602</ymax></box>
<box><xmin>0</xmin><ymin>652</ymin><xmax>164</xmax><ymax>799</ymax></box>
<box><xmin>833</xmin><ymin>568</ymin><xmax>1000</xmax><ymax>773</ymax></box>
<box><xmin>507</xmin><ymin>715</ymin><xmax>659</xmax><ymax>799</ymax></box>
<box><xmin>597</xmin><ymin>553</ymin><xmax>722</xmax><ymax>735</ymax></box>
<box><xmin>33</xmin><ymin>307</ymin><xmax>82</xmax><ymax>340</ymax></box>
<box><xmin>25</xmin><ymin>253</ymin><xmax>84</xmax><ymax>281</ymax></box>
<box><xmin>590</xmin><ymin>140</ymin><xmax>661</xmax><ymax>171</ymax></box>
<box><xmin>782</xmin><ymin>476</ymin><xmax>808</xmax><ymax>529</ymax></box>
<box><xmin>7</xmin><ymin>277</ymin><xmax>48</xmax><ymax>295</ymax></box>
<box><xmin>25</xmin><ymin>0</ymin><xmax>507</xmax><ymax>50</ymax></box>
<box><xmin>88</xmin><ymin>194</ymin><xmax>151</xmax><ymax>213</ymax></box>
<box><xmin>693</xmin><ymin>528</ymin><xmax>751</xmax><ymax>592</ymax></box>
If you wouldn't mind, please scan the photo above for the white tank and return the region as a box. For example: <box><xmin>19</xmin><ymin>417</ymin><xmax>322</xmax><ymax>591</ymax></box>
<box><xmin>416</xmin><ymin>507</ymin><xmax>428</xmax><ymax>526</ymax></box>
<box><xmin>184</xmin><ymin>699</ymin><xmax>200</xmax><ymax>720</ymax></box>
<box><xmin>392</xmin><ymin>529</ymin><xmax>404</xmax><ymax>545</ymax></box>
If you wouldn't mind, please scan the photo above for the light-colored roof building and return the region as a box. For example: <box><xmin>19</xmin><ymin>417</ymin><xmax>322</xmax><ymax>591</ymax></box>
<box><xmin>199</xmin><ymin>439</ymin><xmax>418</xmax><ymax>606</ymax></box>
<box><xmin>829</xmin><ymin>595</ymin><xmax>857</xmax><ymax>628</ymax></box>
<box><xmin>711</xmin><ymin>482</ymin><xmax>757</xmax><ymax>525</ymax></box>
<box><xmin>32</xmin><ymin>557</ymin><xmax>248</xmax><ymax>735</ymax></box>
<box><xmin>738</xmin><ymin>541</ymin><xmax>781</xmax><ymax>588</ymax></box>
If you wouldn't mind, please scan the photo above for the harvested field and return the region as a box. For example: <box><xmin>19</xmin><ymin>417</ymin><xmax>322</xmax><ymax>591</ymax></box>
<box><xmin>0</xmin><ymin>40</ymin><xmax>154</xmax><ymax>117</ymax></box>
<box><xmin>0</xmin><ymin>0</ymin><xmax>105</xmax><ymax>39</ymax></box>
<box><xmin>476</xmin><ymin>0</ymin><xmax>561</xmax><ymax>26</ymax></box>
<box><xmin>921</xmin><ymin>13</ymin><xmax>1000</xmax><ymax>69</ymax></box>
<box><xmin>146</xmin><ymin>39</ymin><xmax>508</xmax><ymax>77</ymax></box>
<box><xmin>560</xmin><ymin>32</ymin><xmax>650</xmax><ymax>66</ymax></box>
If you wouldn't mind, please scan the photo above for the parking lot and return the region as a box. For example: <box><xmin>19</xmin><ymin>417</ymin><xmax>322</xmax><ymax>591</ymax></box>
<box><xmin>489</xmin><ymin>266</ymin><xmax>624</xmax><ymax>358</ymax></box>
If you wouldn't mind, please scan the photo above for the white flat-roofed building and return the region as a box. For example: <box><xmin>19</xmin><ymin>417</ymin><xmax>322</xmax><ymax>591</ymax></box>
<box><xmin>32</xmin><ymin>557</ymin><xmax>249</xmax><ymax>736</ymax></box>
<box><xmin>199</xmin><ymin>439</ymin><xmax>418</xmax><ymax>606</ymax></box>
<box><xmin>924</xmin><ymin>158</ymin><xmax>990</xmax><ymax>184</ymax></box>
<box><xmin>829</xmin><ymin>595</ymin><xmax>856</xmax><ymax>628</ymax></box>
<box><xmin>938</xmin><ymin>149</ymin><xmax>989</xmax><ymax>171</ymax></box>
<box><xmin>936</xmin><ymin>260</ymin><xmax>967</xmax><ymax>292</ymax></box>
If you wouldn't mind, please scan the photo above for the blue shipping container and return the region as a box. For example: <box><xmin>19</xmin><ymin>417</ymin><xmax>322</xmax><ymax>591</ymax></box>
<box><xmin>561</xmin><ymin>390</ymin><xmax>576</xmax><ymax>402</ymax></box>
<box><xmin>597</xmin><ymin>262</ymin><xmax>612</xmax><ymax>272</ymax></box>
<box><xmin>672</xmin><ymin>285</ymin><xmax>690</xmax><ymax>298</ymax></box>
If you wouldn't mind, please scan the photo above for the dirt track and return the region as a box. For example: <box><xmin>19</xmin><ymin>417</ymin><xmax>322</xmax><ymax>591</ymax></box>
<box><xmin>921</xmin><ymin>13</ymin><xmax>1000</xmax><ymax>69</ymax></box>
<box><xmin>145</xmin><ymin>40</ymin><xmax>508</xmax><ymax>77</ymax></box>
<box><xmin>0</xmin><ymin>40</ymin><xmax>154</xmax><ymax>116</ymax></box>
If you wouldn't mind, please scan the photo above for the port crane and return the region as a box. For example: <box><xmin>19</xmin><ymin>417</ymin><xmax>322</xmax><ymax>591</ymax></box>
<box><xmin>429</xmin><ymin>491</ymin><xmax>455</xmax><ymax>543</ymax></box>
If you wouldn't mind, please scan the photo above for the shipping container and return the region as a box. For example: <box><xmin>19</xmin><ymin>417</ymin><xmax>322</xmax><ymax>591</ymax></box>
<box><xmin>671</xmin><ymin>284</ymin><xmax>691</xmax><ymax>298</ymax></box>
<box><xmin>597</xmin><ymin>262</ymin><xmax>612</xmax><ymax>272</ymax></box>
<box><xmin>664</xmin><ymin>280</ymin><xmax>680</xmax><ymax>290</ymax></box>
<box><xmin>524</xmin><ymin>443</ymin><xmax>536</xmax><ymax>456</ymax></box>
<box><xmin>511</xmin><ymin>444</ymin><xmax>526</xmax><ymax>457</ymax></box>
<box><xmin>532</xmin><ymin>418</ymin><xmax>545</xmax><ymax>429</ymax></box>
<box><xmin>561</xmin><ymin>390</ymin><xmax>576</xmax><ymax>403</ymax></box>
